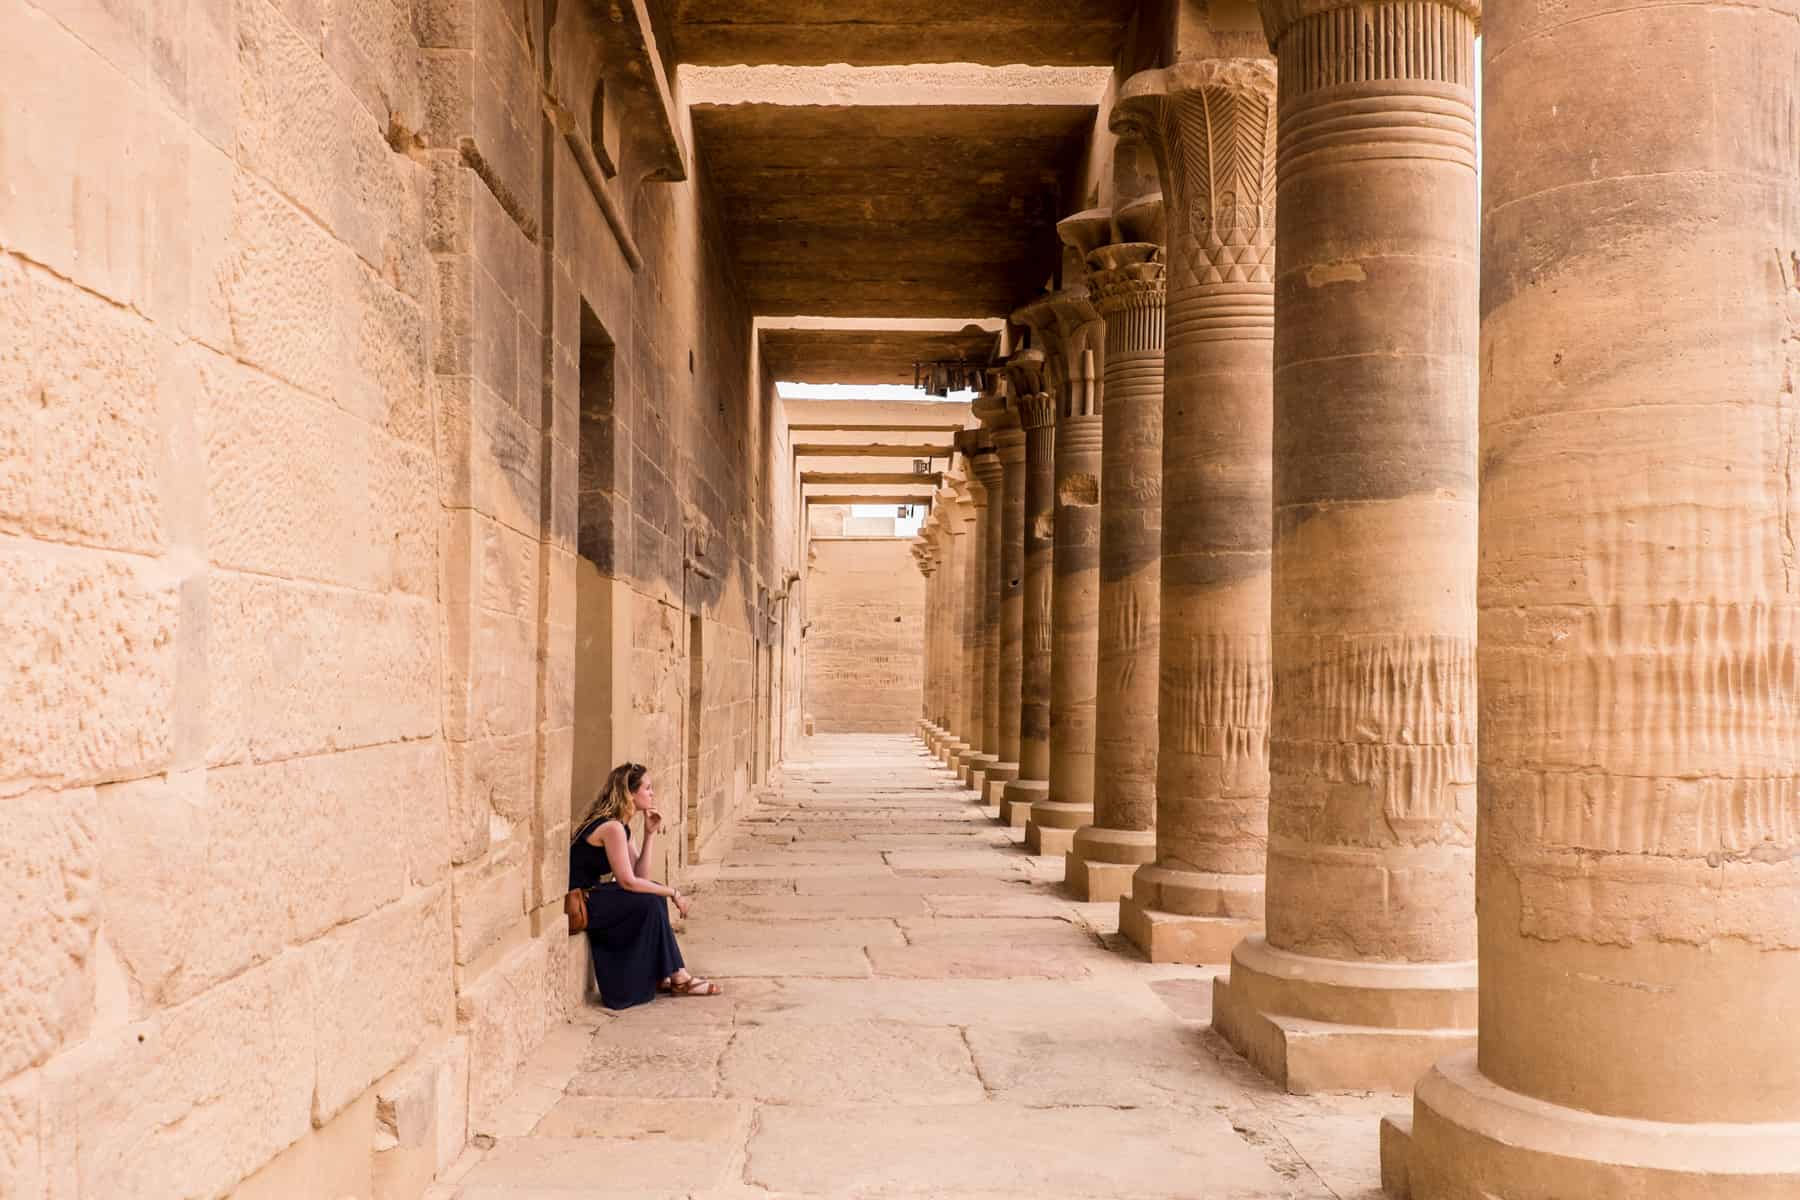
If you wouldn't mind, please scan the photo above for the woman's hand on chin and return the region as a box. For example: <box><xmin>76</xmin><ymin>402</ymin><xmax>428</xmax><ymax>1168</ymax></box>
<box><xmin>642</xmin><ymin>804</ymin><xmax>664</xmax><ymax>835</ymax></box>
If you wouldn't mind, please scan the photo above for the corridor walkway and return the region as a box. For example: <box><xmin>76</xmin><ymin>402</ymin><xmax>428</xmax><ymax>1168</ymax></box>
<box><xmin>437</xmin><ymin>736</ymin><xmax>1395</xmax><ymax>1198</ymax></box>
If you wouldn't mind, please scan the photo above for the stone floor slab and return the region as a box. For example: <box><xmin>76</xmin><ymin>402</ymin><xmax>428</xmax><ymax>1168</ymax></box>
<box><xmin>894</xmin><ymin>916</ymin><xmax>1095</xmax><ymax>946</ymax></box>
<box><xmin>682</xmin><ymin>917</ymin><xmax>905</xmax><ymax>948</ymax></box>
<box><xmin>456</xmin><ymin>1135</ymin><xmax>733</xmax><ymax>1197</ymax></box>
<box><xmin>569</xmin><ymin>1028</ymin><xmax>735</xmax><ymax>1099</ymax></box>
<box><xmin>685</xmin><ymin>943</ymin><xmax>873</xmax><ymax>979</ymax></box>
<box><xmin>723</xmin><ymin>893</ymin><xmax>929</xmax><ymax>920</ymax></box>
<box><xmin>866</xmin><ymin>944</ymin><xmax>1093</xmax><ymax>980</ymax></box>
<box><xmin>721</xmin><ymin>1019</ymin><xmax>985</xmax><ymax>1104</ymax></box>
<box><xmin>531</xmin><ymin>1097</ymin><xmax>751</xmax><ymax>1141</ymax></box>
<box><xmin>745</xmin><ymin>1103</ymin><xmax>1292</xmax><ymax>1197</ymax></box>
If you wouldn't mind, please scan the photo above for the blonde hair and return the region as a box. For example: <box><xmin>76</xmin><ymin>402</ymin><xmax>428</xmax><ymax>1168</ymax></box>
<box><xmin>586</xmin><ymin>761</ymin><xmax>647</xmax><ymax>831</ymax></box>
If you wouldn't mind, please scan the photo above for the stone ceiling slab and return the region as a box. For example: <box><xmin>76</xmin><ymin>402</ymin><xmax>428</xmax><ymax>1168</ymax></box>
<box><xmin>692</xmin><ymin>104</ymin><xmax>1095</xmax><ymax>317</ymax></box>
<box><xmin>763</xmin><ymin>326</ymin><xmax>1001</xmax><ymax>386</ymax></box>
<box><xmin>671</xmin><ymin>2</ymin><xmax>1137</xmax><ymax>66</ymax></box>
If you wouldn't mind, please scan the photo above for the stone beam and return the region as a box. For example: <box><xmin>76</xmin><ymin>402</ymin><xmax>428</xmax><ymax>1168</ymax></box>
<box><xmin>680</xmin><ymin>64</ymin><xmax>1114</xmax><ymax>108</ymax></box>
<box><xmin>786</xmin><ymin>423</ymin><xmax>968</xmax><ymax>434</ymax></box>
<box><xmin>793</xmin><ymin>442</ymin><xmax>956</xmax><ymax>460</ymax></box>
<box><xmin>802</xmin><ymin>493</ymin><xmax>936</xmax><ymax>508</ymax></box>
<box><xmin>761</xmin><ymin>317</ymin><xmax>1003</xmax><ymax>386</ymax></box>
<box><xmin>671</xmin><ymin>2</ymin><xmax>1135</xmax><ymax>68</ymax></box>
<box><xmin>801</xmin><ymin>472</ymin><xmax>944</xmax><ymax>487</ymax></box>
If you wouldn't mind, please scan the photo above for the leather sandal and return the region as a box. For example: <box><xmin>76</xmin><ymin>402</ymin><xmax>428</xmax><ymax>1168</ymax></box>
<box><xmin>669</xmin><ymin>973</ymin><xmax>722</xmax><ymax>997</ymax></box>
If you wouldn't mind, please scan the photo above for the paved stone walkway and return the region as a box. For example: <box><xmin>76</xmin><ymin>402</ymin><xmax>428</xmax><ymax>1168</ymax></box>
<box><xmin>436</xmin><ymin>735</ymin><xmax>1397</xmax><ymax>1198</ymax></box>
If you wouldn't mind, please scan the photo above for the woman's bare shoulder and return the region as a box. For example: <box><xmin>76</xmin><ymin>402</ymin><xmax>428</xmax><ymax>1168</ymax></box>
<box><xmin>586</xmin><ymin>817</ymin><xmax>627</xmax><ymax>845</ymax></box>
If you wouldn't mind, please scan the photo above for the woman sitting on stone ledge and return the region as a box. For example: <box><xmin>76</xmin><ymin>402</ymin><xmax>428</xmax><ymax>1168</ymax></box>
<box><xmin>571</xmin><ymin>762</ymin><xmax>723</xmax><ymax>1007</ymax></box>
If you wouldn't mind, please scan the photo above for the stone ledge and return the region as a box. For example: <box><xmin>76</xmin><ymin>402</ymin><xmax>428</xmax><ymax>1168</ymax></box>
<box><xmin>1023</xmin><ymin>822</ymin><xmax>1074</xmax><ymax>856</ymax></box>
<box><xmin>1401</xmin><ymin>1052</ymin><xmax>1800</xmax><ymax>1198</ymax></box>
<box><xmin>1063</xmin><ymin>854</ymin><xmax>1137</xmax><ymax>902</ymax></box>
<box><xmin>1379</xmin><ymin>1113</ymin><xmax>1413</xmax><ymax>1198</ymax></box>
<box><xmin>1120</xmin><ymin>898</ymin><xmax>1255</xmax><ymax>965</ymax></box>
<box><xmin>1212</xmin><ymin>972</ymin><xmax>1473</xmax><ymax>1094</ymax></box>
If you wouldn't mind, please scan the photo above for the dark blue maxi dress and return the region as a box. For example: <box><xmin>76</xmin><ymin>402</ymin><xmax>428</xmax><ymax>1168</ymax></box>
<box><xmin>569</xmin><ymin>818</ymin><xmax>685</xmax><ymax>1009</ymax></box>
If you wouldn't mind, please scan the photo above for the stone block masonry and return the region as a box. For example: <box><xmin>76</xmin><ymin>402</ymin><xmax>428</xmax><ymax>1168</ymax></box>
<box><xmin>0</xmin><ymin>0</ymin><xmax>798</xmax><ymax>1194</ymax></box>
<box><xmin>804</xmin><ymin>537</ymin><xmax>926</xmax><ymax>732</ymax></box>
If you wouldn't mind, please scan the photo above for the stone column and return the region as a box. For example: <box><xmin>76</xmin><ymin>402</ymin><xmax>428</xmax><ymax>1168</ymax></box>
<box><xmin>952</xmin><ymin>436</ymin><xmax>995</xmax><ymax>784</ymax></box>
<box><xmin>1000</xmin><ymin>350</ymin><xmax>1057</xmax><ymax>827</ymax></box>
<box><xmin>928</xmin><ymin>503</ymin><xmax>957</xmax><ymax>755</ymax></box>
<box><xmin>939</xmin><ymin>477</ymin><xmax>973</xmax><ymax>766</ymax></box>
<box><xmin>1016</xmin><ymin>251</ymin><xmax>1108</xmax><ymax>859</ymax></box>
<box><xmin>970</xmin><ymin>416</ymin><xmax>1015</xmax><ymax>801</ymax></box>
<box><xmin>1108</xmin><ymin>63</ymin><xmax>1277</xmax><ymax>960</ymax></box>
<box><xmin>1386</xmin><ymin>0</ymin><xmax>1800</xmax><ymax>1191</ymax></box>
<box><xmin>1209</xmin><ymin>7</ymin><xmax>1479</xmax><ymax>1093</ymax></box>
<box><xmin>914</xmin><ymin>539</ymin><xmax>937</xmax><ymax>745</ymax></box>
<box><xmin>1081</xmin><ymin>216</ymin><xmax>1167</xmax><ymax>887</ymax></box>
<box><xmin>984</xmin><ymin>381</ymin><xmax>1027</xmax><ymax>810</ymax></box>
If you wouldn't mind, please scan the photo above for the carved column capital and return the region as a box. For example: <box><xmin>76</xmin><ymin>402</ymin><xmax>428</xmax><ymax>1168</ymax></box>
<box><xmin>954</xmin><ymin>430</ymin><xmax>997</xmax><ymax>503</ymax></box>
<box><xmin>1085</xmin><ymin>244</ymin><xmax>1166</xmax><ymax>311</ymax></box>
<box><xmin>1115</xmin><ymin>191</ymin><xmax>1166</xmax><ymax>248</ymax></box>
<box><xmin>970</xmin><ymin>380</ymin><xmax>1018</xmax><ymax>433</ymax></box>
<box><xmin>1113</xmin><ymin>60</ymin><xmax>1277</xmax><ymax>298</ymax></box>
<box><xmin>1003</xmin><ymin>350</ymin><xmax>1057</xmax><ymax>432</ymax></box>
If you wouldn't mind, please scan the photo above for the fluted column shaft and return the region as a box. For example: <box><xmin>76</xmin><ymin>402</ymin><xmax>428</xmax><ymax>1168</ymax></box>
<box><xmin>917</xmin><ymin>553</ymin><xmax>934</xmax><ymax>729</ymax></box>
<box><xmin>1060</xmin><ymin>245</ymin><xmax>1164</xmax><ymax>898</ymax></box>
<box><xmin>1110</xmin><ymin>61</ymin><xmax>1278</xmax><ymax>964</ymax></box>
<box><xmin>1017</xmin><ymin>279</ymin><xmax>1108</xmax><ymax>858</ymax></box>
<box><xmin>1045</xmin><ymin>409</ymin><xmax>1101</xmax><ymax>826</ymax></box>
<box><xmin>990</xmin><ymin>427</ymin><xmax>1028</xmax><ymax>804</ymax></box>
<box><xmin>939</xmin><ymin>516</ymin><xmax>958</xmax><ymax>734</ymax></box>
<box><xmin>961</xmin><ymin>487</ymin><xmax>989</xmax><ymax>760</ymax></box>
<box><xmin>1019</xmin><ymin>417</ymin><xmax>1055</xmax><ymax>782</ymax></box>
<box><xmin>942</xmin><ymin>496</ymin><xmax>971</xmax><ymax>758</ymax></box>
<box><xmin>956</xmin><ymin>439</ymin><xmax>998</xmax><ymax>785</ymax></box>
<box><xmin>1395</xmin><ymin>0</ymin><xmax>1800</xmax><ymax>1189</ymax></box>
<box><xmin>971</xmin><ymin>449</ymin><xmax>1011</xmax><ymax>795</ymax></box>
<box><xmin>1211</xmin><ymin>2</ymin><xmax>1479</xmax><ymax>1094</ymax></box>
<box><xmin>1001</xmin><ymin>370</ymin><xmax>1058</xmax><ymax>826</ymax></box>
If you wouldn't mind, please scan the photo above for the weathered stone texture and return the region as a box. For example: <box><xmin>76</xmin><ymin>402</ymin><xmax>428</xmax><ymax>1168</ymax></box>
<box><xmin>1397</xmin><ymin>0</ymin><xmax>1800</xmax><ymax>1190</ymax></box>
<box><xmin>0</xmin><ymin>794</ymin><xmax>98</xmax><ymax>1080</ymax></box>
<box><xmin>40</xmin><ymin>953</ymin><xmax>316</xmax><ymax>1200</ymax></box>
<box><xmin>804</xmin><ymin>538</ymin><xmax>926</xmax><ymax>732</ymax></box>
<box><xmin>307</xmin><ymin>889</ymin><xmax>455</xmax><ymax>1123</ymax></box>
<box><xmin>3</xmin><ymin>550</ymin><xmax>180</xmax><ymax>797</ymax></box>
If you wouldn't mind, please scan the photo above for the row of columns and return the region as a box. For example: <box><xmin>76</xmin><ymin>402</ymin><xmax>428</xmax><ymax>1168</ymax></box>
<box><xmin>919</xmin><ymin>0</ymin><xmax>1800</xmax><ymax>1192</ymax></box>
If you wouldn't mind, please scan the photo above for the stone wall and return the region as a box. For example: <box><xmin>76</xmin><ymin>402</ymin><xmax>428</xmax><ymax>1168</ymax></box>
<box><xmin>804</xmin><ymin>538</ymin><xmax>926</xmax><ymax>732</ymax></box>
<box><xmin>0</xmin><ymin>0</ymin><xmax>797</xmax><ymax>1193</ymax></box>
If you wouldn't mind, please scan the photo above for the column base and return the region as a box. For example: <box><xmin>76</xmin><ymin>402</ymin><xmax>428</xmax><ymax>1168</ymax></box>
<box><xmin>1000</xmin><ymin>777</ymin><xmax>1047</xmax><ymax>827</ymax></box>
<box><xmin>1121</xmin><ymin>901</ymin><xmax>1257</xmax><ymax>965</ymax></box>
<box><xmin>940</xmin><ymin>739</ymin><xmax>968</xmax><ymax>766</ymax></box>
<box><xmin>983</xmin><ymin>762</ymin><xmax>1020</xmax><ymax>811</ymax></box>
<box><xmin>1063</xmin><ymin>826</ymin><xmax>1156</xmax><ymax>902</ymax></box>
<box><xmin>1212</xmin><ymin>936</ymin><xmax>1476</xmax><ymax>1094</ymax></box>
<box><xmin>1117</xmin><ymin>863</ymin><xmax>1263</xmax><ymax>963</ymax></box>
<box><xmin>1386</xmin><ymin>1051</ymin><xmax>1800</xmax><ymax>1199</ymax></box>
<box><xmin>961</xmin><ymin>753</ymin><xmax>997</xmax><ymax>792</ymax></box>
<box><xmin>1023</xmin><ymin>798</ymin><xmax>1091</xmax><ymax>856</ymax></box>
